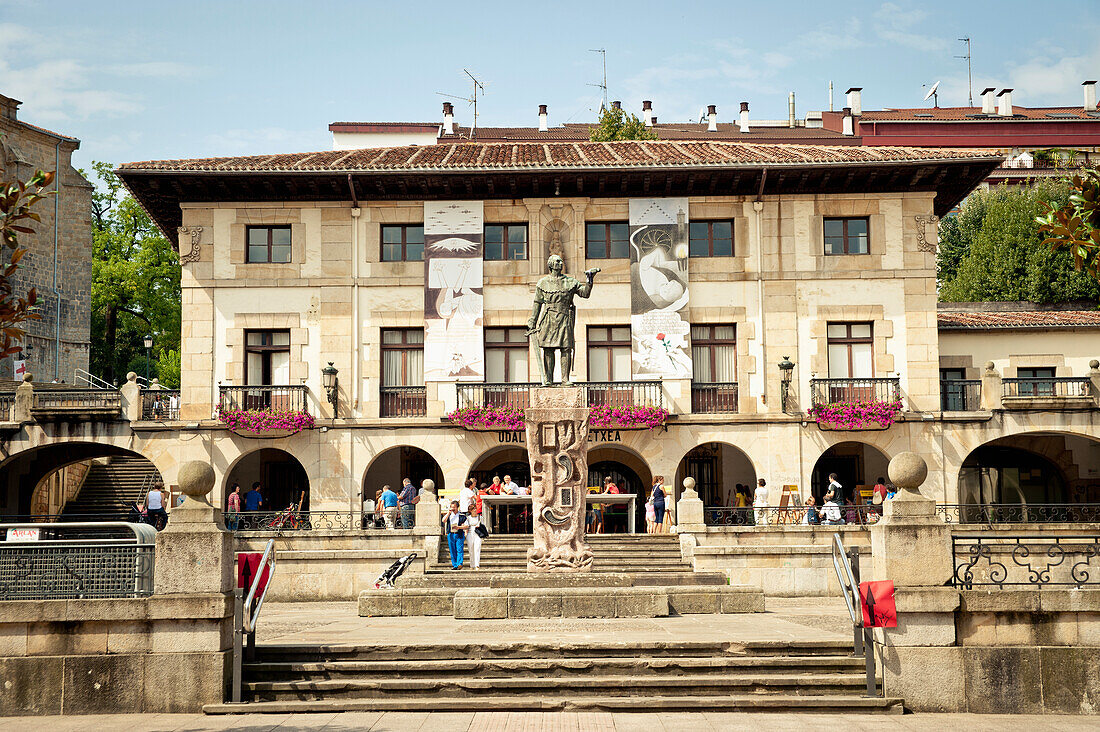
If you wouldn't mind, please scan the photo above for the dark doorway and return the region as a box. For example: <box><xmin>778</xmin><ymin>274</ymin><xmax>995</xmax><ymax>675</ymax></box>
<box><xmin>588</xmin><ymin>460</ymin><xmax>643</xmax><ymax>534</ymax></box>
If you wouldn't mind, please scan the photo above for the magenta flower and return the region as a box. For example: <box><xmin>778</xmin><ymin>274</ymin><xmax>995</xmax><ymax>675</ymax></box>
<box><xmin>218</xmin><ymin>407</ymin><xmax>316</xmax><ymax>434</ymax></box>
<box><xmin>808</xmin><ymin>400</ymin><xmax>903</xmax><ymax>430</ymax></box>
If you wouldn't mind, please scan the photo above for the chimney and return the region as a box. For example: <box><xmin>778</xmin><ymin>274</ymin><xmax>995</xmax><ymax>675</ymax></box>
<box><xmin>788</xmin><ymin>92</ymin><xmax>796</xmax><ymax>128</ymax></box>
<box><xmin>707</xmin><ymin>104</ymin><xmax>717</xmax><ymax>132</ymax></box>
<box><xmin>997</xmin><ymin>88</ymin><xmax>1013</xmax><ymax>116</ymax></box>
<box><xmin>842</xmin><ymin>107</ymin><xmax>854</xmax><ymax>136</ymax></box>
<box><xmin>651</xmin><ymin>116</ymin><xmax>657</xmax><ymax>124</ymax></box>
<box><xmin>980</xmin><ymin>87</ymin><xmax>996</xmax><ymax>114</ymax></box>
<box><xmin>642</xmin><ymin>100</ymin><xmax>654</xmax><ymax>126</ymax></box>
<box><xmin>739</xmin><ymin>101</ymin><xmax>750</xmax><ymax>133</ymax></box>
<box><xmin>611</xmin><ymin>100</ymin><xmax>622</xmax><ymax>110</ymax></box>
<box><xmin>0</xmin><ymin>94</ymin><xmax>19</xmax><ymax>122</ymax></box>
<box><xmin>845</xmin><ymin>87</ymin><xmax>862</xmax><ymax>116</ymax></box>
<box><xmin>442</xmin><ymin>102</ymin><xmax>454</xmax><ymax>134</ymax></box>
<box><xmin>538</xmin><ymin>104</ymin><xmax>548</xmax><ymax>132</ymax></box>
<box><xmin>1084</xmin><ymin>80</ymin><xmax>1098</xmax><ymax>112</ymax></box>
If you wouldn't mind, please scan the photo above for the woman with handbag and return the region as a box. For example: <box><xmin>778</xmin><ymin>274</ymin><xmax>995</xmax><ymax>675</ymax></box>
<box><xmin>466</xmin><ymin>504</ymin><xmax>488</xmax><ymax>570</ymax></box>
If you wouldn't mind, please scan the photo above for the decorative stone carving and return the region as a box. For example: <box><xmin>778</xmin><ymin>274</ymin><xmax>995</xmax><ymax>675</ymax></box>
<box><xmin>544</xmin><ymin>217</ymin><xmax>568</xmax><ymax>260</ymax></box>
<box><xmin>525</xmin><ymin>387</ymin><xmax>593</xmax><ymax>571</ymax></box>
<box><xmin>914</xmin><ymin>215</ymin><xmax>939</xmax><ymax>253</ymax></box>
<box><xmin>177</xmin><ymin>226</ymin><xmax>204</xmax><ymax>264</ymax></box>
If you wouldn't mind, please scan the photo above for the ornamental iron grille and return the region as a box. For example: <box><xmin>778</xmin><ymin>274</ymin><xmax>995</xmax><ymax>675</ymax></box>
<box><xmin>952</xmin><ymin>534</ymin><xmax>1100</xmax><ymax>589</ymax></box>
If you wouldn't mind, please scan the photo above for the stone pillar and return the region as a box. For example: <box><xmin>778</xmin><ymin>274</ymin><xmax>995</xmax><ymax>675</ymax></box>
<box><xmin>870</xmin><ymin>451</ymin><xmax>962</xmax><ymax>711</ymax></box>
<box><xmin>154</xmin><ymin>460</ymin><xmax>234</xmax><ymax>595</ymax></box>
<box><xmin>120</xmin><ymin>371</ymin><xmax>141</xmax><ymax>422</ymax></box>
<box><xmin>1089</xmin><ymin>359</ymin><xmax>1100</xmax><ymax>406</ymax></box>
<box><xmin>415</xmin><ymin>478</ymin><xmax>441</xmax><ymax>567</ymax></box>
<box><xmin>13</xmin><ymin>373</ymin><xmax>33</xmax><ymax>422</ymax></box>
<box><xmin>676</xmin><ymin>476</ymin><xmax>705</xmax><ymax>532</ymax></box>
<box><xmin>979</xmin><ymin>361</ymin><xmax>1001</xmax><ymax>410</ymax></box>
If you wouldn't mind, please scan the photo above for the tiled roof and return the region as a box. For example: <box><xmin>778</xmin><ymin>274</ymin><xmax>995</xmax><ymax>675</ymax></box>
<box><xmin>849</xmin><ymin>106</ymin><xmax>1100</xmax><ymax>122</ymax></box>
<box><xmin>938</xmin><ymin>310</ymin><xmax>1100</xmax><ymax>330</ymax></box>
<box><xmin>443</xmin><ymin>123</ymin><xmax>853</xmax><ymax>143</ymax></box>
<box><xmin>119</xmin><ymin>140</ymin><xmax>1000</xmax><ymax>173</ymax></box>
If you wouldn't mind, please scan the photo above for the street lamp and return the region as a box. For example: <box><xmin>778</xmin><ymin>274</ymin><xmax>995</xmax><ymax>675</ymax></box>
<box><xmin>322</xmin><ymin>362</ymin><xmax>339</xmax><ymax>416</ymax></box>
<box><xmin>143</xmin><ymin>334</ymin><xmax>154</xmax><ymax>384</ymax></box>
<box><xmin>778</xmin><ymin>356</ymin><xmax>795</xmax><ymax>414</ymax></box>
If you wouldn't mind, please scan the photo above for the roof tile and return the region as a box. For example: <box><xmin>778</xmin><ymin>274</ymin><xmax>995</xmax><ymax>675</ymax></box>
<box><xmin>938</xmin><ymin>310</ymin><xmax>1100</xmax><ymax>329</ymax></box>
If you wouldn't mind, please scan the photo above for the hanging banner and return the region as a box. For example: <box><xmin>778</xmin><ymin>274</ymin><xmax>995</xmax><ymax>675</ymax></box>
<box><xmin>859</xmin><ymin>580</ymin><xmax>898</xmax><ymax>628</ymax></box>
<box><xmin>628</xmin><ymin>198</ymin><xmax>692</xmax><ymax>379</ymax></box>
<box><xmin>423</xmin><ymin>201</ymin><xmax>484</xmax><ymax>381</ymax></box>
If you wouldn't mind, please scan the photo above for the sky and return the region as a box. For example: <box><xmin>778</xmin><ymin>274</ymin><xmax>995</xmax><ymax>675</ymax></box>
<box><xmin>2</xmin><ymin>0</ymin><xmax>1099</xmax><ymax>171</ymax></box>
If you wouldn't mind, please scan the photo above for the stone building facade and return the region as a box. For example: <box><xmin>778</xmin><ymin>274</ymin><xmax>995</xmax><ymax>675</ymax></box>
<box><xmin>0</xmin><ymin>93</ymin><xmax>92</xmax><ymax>382</ymax></box>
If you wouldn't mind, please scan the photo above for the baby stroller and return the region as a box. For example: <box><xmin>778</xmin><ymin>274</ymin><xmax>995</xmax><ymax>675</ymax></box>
<box><xmin>374</xmin><ymin>553</ymin><xmax>417</xmax><ymax>589</ymax></box>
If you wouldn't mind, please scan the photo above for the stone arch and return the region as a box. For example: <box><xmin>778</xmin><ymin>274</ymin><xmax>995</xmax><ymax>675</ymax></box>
<box><xmin>469</xmin><ymin>444</ymin><xmax>530</xmax><ymax>489</ymax></box>
<box><xmin>224</xmin><ymin>448</ymin><xmax>310</xmax><ymax>513</ymax></box>
<box><xmin>810</xmin><ymin>440</ymin><xmax>891</xmax><ymax>503</ymax></box>
<box><xmin>674</xmin><ymin>441</ymin><xmax>758</xmax><ymax>508</ymax></box>
<box><xmin>587</xmin><ymin>442</ymin><xmax>652</xmax><ymax>533</ymax></box>
<box><xmin>362</xmin><ymin>445</ymin><xmax>444</xmax><ymax>507</ymax></box>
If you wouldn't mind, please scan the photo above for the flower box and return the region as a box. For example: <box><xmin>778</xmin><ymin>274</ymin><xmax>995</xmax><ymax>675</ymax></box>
<box><xmin>809</xmin><ymin>401</ymin><xmax>903</xmax><ymax>431</ymax></box>
<box><xmin>446</xmin><ymin>406</ymin><xmax>526</xmax><ymax>431</ymax></box>
<box><xmin>446</xmin><ymin>405</ymin><xmax>670</xmax><ymax>431</ymax></box>
<box><xmin>218</xmin><ymin>408</ymin><xmax>315</xmax><ymax>437</ymax></box>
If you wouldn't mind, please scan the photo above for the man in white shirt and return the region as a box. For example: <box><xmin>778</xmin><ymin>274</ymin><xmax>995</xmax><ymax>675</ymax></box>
<box><xmin>821</xmin><ymin>491</ymin><xmax>845</xmax><ymax>525</ymax></box>
<box><xmin>752</xmin><ymin>478</ymin><xmax>769</xmax><ymax>526</ymax></box>
<box><xmin>503</xmin><ymin>475</ymin><xmax>522</xmax><ymax>495</ymax></box>
<box><xmin>458</xmin><ymin>479</ymin><xmax>476</xmax><ymax>514</ymax></box>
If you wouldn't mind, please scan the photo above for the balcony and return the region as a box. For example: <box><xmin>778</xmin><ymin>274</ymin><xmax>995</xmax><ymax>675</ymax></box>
<box><xmin>691</xmin><ymin>382</ymin><xmax>739</xmax><ymax>414</ymax></box>
<box><xmin>1001</xmin><ymin>377</ymin><xmax>1094</xmax><ymax>411</ymax></box>
<box><xmin>456</xmin><ymin>382</ymin><xmax>537</xmax><ymax>410</ymax></box>
<box><xmin>940</xmin><ymin>379</ymin><xmax>982</xmax><ymax>412</ymax></box>
<box><xmin>219</xmin><ymin>385</ymin><xmax>309</xmax><ymax>413</ymax></box>
<box><xmin>141</xmin><ymin>389</ymin><xmax>180</xmax><ymax>421</ymax></box>
<box><xmin>380</xmin><ymin>386</ymin><xmax>427</xmax><ymax>417</ymax></box>
<box><xmin>454</xmin><ymin>381</ymin><xmax>666</xmax><ymax>412</ymax></box>
<box><xmin>809</xmin><ymin>378</ymin><xmax>901</xmax><ymax>409</ymax></box>
<box><xmin>31</xmin><ymin>389</ymin><xmax>122</xmax><ymax>420</ymax></box>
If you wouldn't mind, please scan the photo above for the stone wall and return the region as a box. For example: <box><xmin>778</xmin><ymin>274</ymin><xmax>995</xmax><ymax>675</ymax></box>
<box><xmin>0</xmin><ymin>96</ymin><xmax>92</xmax><ymax>383</ymax></box>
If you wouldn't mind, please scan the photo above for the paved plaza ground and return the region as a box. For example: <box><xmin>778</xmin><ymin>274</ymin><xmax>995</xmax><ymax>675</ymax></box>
<box><xmin>1</xmin><ymin>712</ymin><xmax>1094</xmax><ymax>731</ymax></box>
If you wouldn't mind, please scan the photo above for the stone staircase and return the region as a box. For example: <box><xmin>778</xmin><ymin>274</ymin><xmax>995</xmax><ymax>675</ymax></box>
<box><xmin>61</xmin><ymin>455</ymin><xmax>161</xmax><ymax>516</ymax></box>
<box><xmin>204</xmin><ymin>638</ymin><xmax>901</xmax><ymax>714</ymax></box>
<box><xmin>436</xmin><ymin>533</ymin><xmax>691</xmax><ymax>573</ymax></box>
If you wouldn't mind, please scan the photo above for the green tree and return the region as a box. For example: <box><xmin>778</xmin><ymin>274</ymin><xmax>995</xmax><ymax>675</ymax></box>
<box><xmin>589</xmin><ymin>106</ymin><xmax>657</xmax><ymax>142</ymax></box>
<box><xmin>88</xmin><ymin>162</ymin><xmax>181</xmax><ymax>386</ymax></box>
<box><xmin>1037</xmin><ymin>167</ymin><xmax>1100</xmax><ymax>281</ymax></box>
<box><xmin>938</xmin><ymin>181</ymin><xmax>1100</xmax><ymax>303</ymax></box>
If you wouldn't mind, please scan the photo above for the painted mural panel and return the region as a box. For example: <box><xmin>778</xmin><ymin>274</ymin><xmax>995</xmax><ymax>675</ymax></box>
<box><xmin>628</xmin><ymin>198</ymin><xmax>692</xmax><ymax>379</ymax></box>
<box><xmin>424</xmin><ymin>201</ymin><xmax>484</xmax><ymax>380</ymax></box>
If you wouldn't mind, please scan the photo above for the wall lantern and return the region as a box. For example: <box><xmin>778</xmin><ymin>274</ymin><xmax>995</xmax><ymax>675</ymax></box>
<box><xmin>778</xmin><ymin>356</ymin><xmax>795</xmax><ymax>414</ymax></box>
<box><xmin>321</xmin><ymin>361</ymin><xmax>339</xmax><ymax>415</ymax></box>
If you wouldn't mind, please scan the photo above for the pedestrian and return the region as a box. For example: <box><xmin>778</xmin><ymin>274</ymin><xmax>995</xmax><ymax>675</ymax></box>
<box><xmin>488</xmin><ymin>476</ymin><xmax>502</xmax><ymax>495</ymax></box>
<box><xmin>465</xmin><ymin>502</ymin><xmax>485</xmax><ymax>570</ymax></box>
<box><xmin>362</xmin><ymin>491</ymin><xmax>376</xmax><ymax>529</ymax></box>
<box><xmin>803</xmin><ymin>495</ymin><xmax>819</xmax><ymax>525</ymax></box>
<box><xmin>734</xmin><ymin>484</ymin><xmax>750</xmax><ymax>524</ymax></box>
<box><xmin>444</xmin><ymin>500</ymin><xmax>466</xmax><ymax>569</ymax></box>
<box><xmin>650</xmin><ymin>475</ymin><xmax>666</xmax><ymax>534</ymax></box>
<box><xmin>827</xmin><ymin>473</ymin><xmax>845</xmax><ymax>505</ymax></box>
<box><xmin>380</xmin><ymin>484</ymin><xmax>399</xmax><ymax>529</ymax></box>
<box><xmin>459</xmin><ymin>478</ymin><xmax>477</xmax><ymax>514</ymax></box>
<box><xmin>499</xmin><ymin>475</ymin><xmax>514</xmax><ymax>495</ymax></box>
<box><xmin>244</xmin><ymin>482</ymin><xmax>264</xmax><ymax>513</ymax></box>
<box><xmin>821</xmin><ymin>491</ymin><xmax>844</xmax><ymax>525</ymax></box>
<box><xmin>753</xmin><ymin>478</ymin><xmax>769</xmax><ymax>526</ymax></box>
<box><xmin>398</xmin><ymin>478</ymin><xmax>419</xmax><ymax>529</ymax></box>
<box><xmin>146</xmin><ymin>483</ymin><xmax>168</xmax><ymax>531</ymax></box>
<box><xmin>225</xmin><ymin>483</ymin><xmax>241</xmax><ymax>531</ymax></box>
<box><xmin>872</xmin><ymin>476</ymin><xmax>888</xmax><ymax>515</ymax></box>
<box><xmin>373</xmin><ymin>489</ymin><xmax>385</xmax><ymax>528</ymax></box>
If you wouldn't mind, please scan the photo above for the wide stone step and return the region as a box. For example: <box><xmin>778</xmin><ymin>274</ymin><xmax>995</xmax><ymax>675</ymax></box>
<box><xmin>245</xmin><ymin>673</ymin><xmax>872</xmax><ymax>701</ymax></box>
<box><xmin>246</xmin><ymin>655</ymin><xmax>867</xmax><ymax>681</ymax></box>
<box><xmin>254</xmin><ymin>640</ymin><xmax>856</xmax><ymax>663</ymax></box>
<box><xmin>411</xmin><ymin>571</ymin><xmax>726</xmax><ymax>587</ymax></box>
<box><xmin>204</xmin><ymin>694</ymin><xmax>903</xmax><ymax>715</ymax></box>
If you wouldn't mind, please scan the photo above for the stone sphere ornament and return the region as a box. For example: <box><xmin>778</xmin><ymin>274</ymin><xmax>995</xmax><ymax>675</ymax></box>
<box><xmin>888</xmin><ymin>451</ymin><xmax>928</xmax><ymax>493</ymax></box>
<box><xmin>178</xmin><ymin>461</ymin><xmax>216</xmax><ymax>499</ymax></box>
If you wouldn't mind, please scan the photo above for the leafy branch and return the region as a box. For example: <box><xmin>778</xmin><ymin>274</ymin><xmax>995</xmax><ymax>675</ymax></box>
<box><xmin>1036</xmin><ymin>167</ymin><xmax>1100</xmax><ymax>280</ymax></box>
<box><xmin>0</xmin><ymin>170</ymin><xmax>53</xmax><ymax>359</ymax></box>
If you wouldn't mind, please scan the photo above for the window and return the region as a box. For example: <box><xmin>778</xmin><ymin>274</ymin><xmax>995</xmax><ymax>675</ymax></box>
<box><xmin>586</xmin><ymin>222</ymin><xmax>629</xmax><ymax>259</ymax></box>
<box><xmin>246</xmin><ymin>225</ymin><xmax>292</xmax><ymax>263</ymax></box>
<box><xmin>826</xmin><ymin>323</ymin><xmax>873</xmax><ymax>378</ymax></box>
<box><xmin>690</xmin><ymin>325</ymin><xmax>736</xmax><ymax>382</ymax></box>
<box><xmin>587</xmin><ymin>326</ymin><xmax>631</xmax><ymax>381</ymax></box>
<box><xmin>381</xmin><ymin>328</ymin><xmax>424</xmax><ymax>386</ymax></box>
<box><xmin>940</xmin><ymin>368</ymin><xmax>969</xmax><ymax>411</ymax></box>
<box><xmin>381</xmin><ymin>225</ymin><xmax>424</xmax><ymax>262</ymax></box>
<box><xmin>824</xmin><ymin>217</ymin><xmax>869</xmax><ymax>255</ymax></box>
<box><xmin>1017</xmin><ymin>367</ymin><xmax>1055</xmax><ymax>380</ymax></box>
<box><xmin>689</xmin><ymin>221</ymin><xmax>734</xmax><ymax>257</ymax></box>
<box><xmin>485</xmin><ymin>327</ymin><xmax>529</xmax><ymax>383</ymax></box>
<box><xmin>245</xmin><ymin>330</ymin><xmax>291</xmax><ymax>385</ymax></box>
<box><xmin>1017</xmin><ymin>367</ymin><xmax>1056</xmax><ymax>397</ymax></box>
<box><xmin>484</xmin><ymin>224</ymin><xmax>528</xmax><ymax>261</ymax></box>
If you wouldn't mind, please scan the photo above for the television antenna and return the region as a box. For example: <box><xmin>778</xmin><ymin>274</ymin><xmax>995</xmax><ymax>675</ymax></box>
<box><xmin>436</xmin><ymin>69</ymin><xmax>485</xmax><ymax>138</ymax></box>
<box><xmin>956</xmin><ymin>37</ymin><xmax>973</xmax><ymax>106</ymax></box>
<box><xmin>922</xmin><ymin>80</ymin><xmax>941</xmax><ymax>108</ymax></box>
<box><xmin>588</xmin><ymin>48</ymin><xmax>608</xmax><ymax>111</ymax></box>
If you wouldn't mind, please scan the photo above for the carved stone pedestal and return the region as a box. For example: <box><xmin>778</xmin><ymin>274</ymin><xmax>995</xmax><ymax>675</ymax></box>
<box><xmin>525</xmin><ymin>387</ymin><xmax>593</xmax><ymax>572</ymax></box>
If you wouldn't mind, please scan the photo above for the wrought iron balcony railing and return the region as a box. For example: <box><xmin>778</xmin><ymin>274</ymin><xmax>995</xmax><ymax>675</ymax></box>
<box><xmin>691</xmin><ymin>382</ymin><xmax>739</xmax><ymax>414</ymax></box>
<box><xmin>456</xmin><ymin>382</ymin><xmax>537</xmax><ymax>411</ymax></box>
<box><xmin>380</xmin><ymin>386</ymin><xmax>427</xmax><ymax>417</ymax></box>
<box><xmin>219</xmin><ymin>385</ymin><xmax>309</xmax><ymax>413</ymax></box>
<box><xmin>582</xmin><ymin>381</ymin><xmax>664</xmax><ymax>410</ymax></box>
<box><xmin>31</xmin><ymin>389</ymin><xmax>122</xmax><ymax>418</ymax></box>
<box><xmin>940</xmin><ymin>379</ymin><xmax>982</xmax><ymax>411</ymax></box>
<box><xmin>1001</xmin><ymin>377</ymin><xmax>1091</xmax><ymax>399</ymax></box>
<box><xmin>936</xmin><ymin>503</ymin><xmax>1100</xmax><ymax>524</ymax></box>
<box><xmin>809</xmin><ymin>377</ymin><xmax>901</xmax><ymax>408</ymax></box>
<box><xmin>141</xmin><ymin>389</ymin><xmax>180</xmax><ymax>420</ymax></box>
<box><xmin>952</xmin><ymin>534</ymin><xmax>1100</xmax><ymax>589</ymax></box>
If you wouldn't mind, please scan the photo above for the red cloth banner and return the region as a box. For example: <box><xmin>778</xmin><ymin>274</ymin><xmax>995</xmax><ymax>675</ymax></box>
<box><xmin>859</xmin><ymin>580</ymin><xmax>897</xmax><ymax>628</ymax></box>
<box><xmin>237</xmin><ymin>552</ymin><xmax>271</xmax><ymax>595</ymax></box>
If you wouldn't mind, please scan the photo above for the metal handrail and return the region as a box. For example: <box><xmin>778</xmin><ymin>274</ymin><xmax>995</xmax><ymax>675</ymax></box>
<box><xmin>832</xmin><ymin>534</ymin><xmax>861</xmax><ymax>627</ymax></box>
<box><xmin>242</xmin><ymin>538</ymin><xmax>276</xmax><ymax>634</ymax></box>
<box><xmin>831</xmin><ymin>534</ymin><xmax>878</xmax><ymax>697</ymax></box>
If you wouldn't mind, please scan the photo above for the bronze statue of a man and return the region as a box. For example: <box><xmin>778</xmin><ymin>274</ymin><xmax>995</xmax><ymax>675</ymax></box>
<box><xmin>526</xmin><ymin>255</ymin><xmax>599</xmax><ymax>386</ymax></box>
